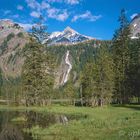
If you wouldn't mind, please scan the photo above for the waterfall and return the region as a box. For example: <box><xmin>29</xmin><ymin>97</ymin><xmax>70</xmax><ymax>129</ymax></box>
<box><xmin>63</xmin><ymin>50</ymin><xmax>72</xmax><ymax>85</ymax></box>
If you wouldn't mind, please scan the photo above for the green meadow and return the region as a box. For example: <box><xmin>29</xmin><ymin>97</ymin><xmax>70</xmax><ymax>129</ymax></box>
<box><xmin>0</xmin><ymin>105</ymin><xmax>140</xmax><ymax>140</ymax></box>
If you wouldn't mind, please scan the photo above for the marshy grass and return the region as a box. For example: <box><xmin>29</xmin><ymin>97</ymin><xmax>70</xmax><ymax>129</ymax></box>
<box><xmin>0</xmin><ymin>104</ymin><xmax>140</xmax><ymax>140</ymax></box>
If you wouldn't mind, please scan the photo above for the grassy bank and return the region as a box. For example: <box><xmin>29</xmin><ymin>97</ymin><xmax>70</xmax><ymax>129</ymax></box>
<box><xmin>0</xmin><ymin>105</ymin><xmax>140</xmax><ymax>140</ymax></box>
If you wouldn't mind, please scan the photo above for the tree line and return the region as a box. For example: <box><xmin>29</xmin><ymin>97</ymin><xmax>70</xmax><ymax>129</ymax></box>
<box><xmin>0</xmin><ymin>10</ymin><xmax>140</xmax><ymax>107</ymax></box>
<box><xmin>81</xmin><ymin>9</ymin><xmax>140</xmax><ymax>106</ymax></box>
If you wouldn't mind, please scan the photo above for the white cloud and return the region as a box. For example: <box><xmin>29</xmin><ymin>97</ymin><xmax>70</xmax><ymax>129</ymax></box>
<box><xmin>25</xmin><ymin>0</ymin><xmax>69</xmax><ymax>21</ymax></box>
<box><xmin>66</xmin><ymin>0</ymin><xmax>79</xmax><ymax>5</ymax></box>
<box><xmin>41</xmin><ymin>1</ymin><xmax>50</xmax><ymax>9</ymax></box>
<box><xmin>30</xmin><ymin>11</ymin><xmax>40</xmax><ymax>18</ymax></box>
<box><xmin>26</xmin><ymin>0</ymin><xmax>50</xmax><ymax>11</ymax></box>
<box><xmin>48</xmin><ymin>0</ymin><xmax>62</xmax><ymax>3</ymax></box>
<box><xmin>47</xmin><ymin>0</ymin><xmax>80</xmax><ymax>5</ymax></box>
<box><xmin>26</xmin><ymin>0</ymin><xmax>41</xmax><ymax>11</ymax></box>
<box><xmin>17</xmin><ymin>5</ymin><xmax>24</xmax><ymax>10</ymax></box>
<box><xmin>72</xmin><ymin>11</ymin><xmax>102</xmax><ymax>22</ymax></box>
<box><xmin>131</xmin><ymin>13</ymin><xmax>138</xmax><ymax>19</ymax></box>
<box><xmin>47</xmin><ymin>8</ymin><xmax>69</xmax><ymax>21</ymax></box>
<box><xmin>57</xmin><ymin>10</ymin><xmax>69</xmax><ymax>21</ymax></box>
<box><xmin>47</xmin><ymin>8</ymin><xmax>58</xmax><ymax>17</ymax></box>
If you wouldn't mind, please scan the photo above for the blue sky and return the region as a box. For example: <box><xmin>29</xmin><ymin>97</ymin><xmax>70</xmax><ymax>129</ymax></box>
<box><xmin>0</xmin><ymin>0</ymin><xmax>139</xmax><ymax>40</ymax></box>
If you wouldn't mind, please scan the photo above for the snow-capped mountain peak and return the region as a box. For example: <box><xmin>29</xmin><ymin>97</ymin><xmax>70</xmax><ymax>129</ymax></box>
<box><xmin>49</xmin><ymin>31</ymin><xmax>62</xmax><ymax>39</ymax></box>
<box><xmin>47</xmin><ymin>26</ymin><xmax>94</xmax><ymax>45</ymax></box>
<box><xmin>63</xmin><ymin>26</ymin><xmax>78</xmax><ymax>34</ymax></box>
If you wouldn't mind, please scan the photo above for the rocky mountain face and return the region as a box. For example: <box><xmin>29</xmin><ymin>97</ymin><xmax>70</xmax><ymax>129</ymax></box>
<box><xmin>0</xmin><ymin>19</ymin><xmax>28</xmax><ymax>78</ymax></box>
<box><xmin>45</xmin><ymin>26</ymin><xmax>94</xmax><ymax>45</ymax></box>
<box><xmin>130</xmin><ymin>14</ymin><xmax>140</xmax><ymax>39</ymax></box>
<box><xmin>1</xmin><ymin>17</ymin><xmax>139</xmax><ymax>86</ymax></box>
<box><xmin>0</xmin><ymin>19</ymin><xmax>95</xmax><ymax>82</ymax></box>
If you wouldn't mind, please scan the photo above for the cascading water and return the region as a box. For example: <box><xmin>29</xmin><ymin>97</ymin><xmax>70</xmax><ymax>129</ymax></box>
<box><xmin>63</xmin><ymin>50</ymin><xmax>72</xmax><ymax>85</ymax></box>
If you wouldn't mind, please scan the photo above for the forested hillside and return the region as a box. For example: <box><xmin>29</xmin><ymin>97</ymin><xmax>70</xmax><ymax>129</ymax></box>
<box><xmin>0</xmin><ymin>10</ymin><xmax>140</xmax><ymax>107</ymax></box>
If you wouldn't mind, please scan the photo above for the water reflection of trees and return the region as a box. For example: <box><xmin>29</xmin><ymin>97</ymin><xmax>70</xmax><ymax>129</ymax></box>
<box><xmin>0</xmin><ymin>111</ymin><xmax>69</xmax><ymax>140</ymax></box>
<box><xmin>25</xmin><ymin>111</ymin><xmax>68</xmax><ymax>128</ymax></box>
<box><xmin>0</xmin><ymin>124</ymin><xmax>24</xmax><ymax>140</ymax></box>
<box><xmin>0</xmin><ymin>111</ymin><xmax>23</xmax><ymax>140</ymax></box>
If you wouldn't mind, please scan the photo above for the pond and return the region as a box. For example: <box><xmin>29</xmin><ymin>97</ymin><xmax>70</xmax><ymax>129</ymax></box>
<box><xmin>0</xmin><ymin>110</ymin><xmax>86</xmax><ymax>140</ymax></box>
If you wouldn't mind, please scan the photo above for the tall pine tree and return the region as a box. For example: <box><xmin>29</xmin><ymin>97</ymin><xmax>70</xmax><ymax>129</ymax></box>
<box><xmin>21</xmin><ymin>16</ymin><xmax>53</xmax><ymax>106</ymax></box>
<box><xmin>0</xmin><ymin>68</ymin><xmax>3</xmax><ymax>96</ymax></box>
<box><xmin>127</xmin><ymin>36</ymin><xmax>140</xmax><ymax>103</ymax></box>
<box><xmin>112</xmin><ymin>9</ymin><xmax>131</xmax><ymax>104</ymax></box>
<box><xmin>81</xmin><ymin>44</ymin><xmax>115</xmax><ymax>106</ymax></box>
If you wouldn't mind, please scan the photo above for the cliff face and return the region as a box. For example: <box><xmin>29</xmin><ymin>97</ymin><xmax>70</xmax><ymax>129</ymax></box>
<box><xmin>0</xmin><ymin>19</ymin><xmax>109</xmax><ymax>87</ymax></box>
<box><xmin>0</xmin><ymin>19</ymin><xmax>29</xmax><ymax>78</ymax></box>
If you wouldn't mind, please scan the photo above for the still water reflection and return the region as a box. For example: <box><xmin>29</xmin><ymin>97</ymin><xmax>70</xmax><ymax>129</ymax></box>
<box><xmin>0</xmin><ymin>110</ymin><xmax>81</xmax><ymax>140</ymax></box>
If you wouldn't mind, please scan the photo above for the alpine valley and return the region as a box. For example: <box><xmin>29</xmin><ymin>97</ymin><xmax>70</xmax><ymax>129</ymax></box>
<box><xmin>0</xmin><ymin>14</ymin><xmax>140</xmax><ymax>88</ymax></box>
<box><xmin>1</xmin><ymin>0</ymin><xmax>140</xmax><ymax>138</ymax></box>
<box><xmin>0</xmin><ymin>19</ymin><xmax>96</xmax><ymax>85</ymax></box>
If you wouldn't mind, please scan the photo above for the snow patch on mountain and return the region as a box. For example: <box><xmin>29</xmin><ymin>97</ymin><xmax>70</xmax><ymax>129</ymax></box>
<box><xmin>46</xmin><ymin>26</ymin><xmax>94</xmax><ymax>45</ymax></box>
<box><xmin>49</xmin><ymin>31</ymin><xmax>62</xmax><ymax>39</ymax></box>
<box><xmin>130</xmin><ymin>14</ymin><xmax>140</xmax><ymax>39</ymax></box>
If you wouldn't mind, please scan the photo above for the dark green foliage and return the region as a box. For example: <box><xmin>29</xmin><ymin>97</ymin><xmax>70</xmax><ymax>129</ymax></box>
<box><xmin>112</xmin><ymin>9</ymin><xmax>131</xmax><ymax>104</ymax></box>
<box><xmin>22</xmin><ymin>39</ymin><xmax>53</xmax><ymax>106</ymax></box>
<box><xmin>0</xmin><ymin>68</ymin><xmax>3</xmax><ymax>96</ymax></box>
<box><xmin>7</xmin><ymin>33</ymin><xmax>15</xmax><ymax>42</ymax></box>
<box><xmin>0</xmin><ymin>40</ymin><xmax>8</xmax><ymax>55</ymax></box>
<box><xmin>32</xmin><ymin>16</ymin><xmax>49</xmax><ymax>44</ymax></box>
<box><xmin>0</xmin><ymin>33</ymin><xmax>15</xmax><ymax>55</ymax></box>
<box><xmin>47</xmin><ymin>40</ymin><xmax>110</xmax><ymax>73</ymax></box>
<box><xmin>47</xmin><ymin>40</ymin><xmax>112</xmax><ymax>98</ymax></box>
<box><xmin>12</xmin><ymin>48</ymin><xmax>21</xmax><ymax>65</ymax></box>
<box><xmin>17</xmin><ymin>32</ymin><xmax>24</xmax><ymax>38</ymax></box>
<box><xmin>7</xmin><ymin>54</ymin><xmax>13</xmax><ymax>64</ymax></box>
<box><xmin>2</xmin><ymin>9</ymin><xmax>140</xmax><ymax>107</ymax></box>
<box><xmin>127</xmin><ymin>37</ymin><xmax>140</xmax><ymax>103</ymax></box>
<box><xmin>0</xmin><ymin>77</ymin><xmax>21</xmax><ymax>104</ymax></box>
<box><xmin>81</xmin><ymin>45</ymin><xmax>115</xmax><ymax>106</ymax></box>
<box><xmin>63</xmin><ymin>82</ymin><xmax>76</xmax><ymax>99</ymax></box>
<box><xmin>21</xmin><ymin>17</ymin><xmax>54</xmax><ymax>106</ymax></box>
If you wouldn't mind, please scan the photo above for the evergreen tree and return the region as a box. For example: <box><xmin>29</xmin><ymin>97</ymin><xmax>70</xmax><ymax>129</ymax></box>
<box><xmin>81</xmin><ymin>45</ymin><xmax>115</xmax><ymax>106</ymax></box>
<box><xmin>128</xmin><ymin>36</ymin><xmax>140</xmax><ymax>103</ymax></box>
<box><xmin>112</xmin><ymin>9</ymin><xmax>131</xmax><ymax>104</ymax></box>
<box><xmin>32</xmin><ymin>15</ymin><xmax>49</xmax><ymax>44</ymax></box>
<box><xmin>21</xmin><ymin>17</ymin><xmax>54</xmax><ymax>106</ymax></box>
<box><xmin>63</xmin><ymin>82</ymin><xmax>76</xmax><ymax>105</ymax></box>
<box><xmin>0</xmin><ymin>68</ymin><xmax>3</xmax><ymax>96</ymax></box>
<box><xmin>63</xmin><ymin>82</ymin><xmax>75</xmax><ymax>99</ymax></box>
<box><xmin>81</xmin><ymin>61</ymin><xmax>97</xmax><ymax>106</ymax></box>
<box><xmin>95</xmin><ymin>46</ymin><xmax>115</xmax><ymax>106</ymax></box>
<box><xmin>22</xmin><ymin>40</ymin><xmax>44</xmax><ymax>105</ymax></box>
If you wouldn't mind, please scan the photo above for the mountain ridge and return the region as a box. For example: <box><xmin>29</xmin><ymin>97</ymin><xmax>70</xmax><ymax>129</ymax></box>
<box><xmin>0</xmin><ymin>19</ymin><xmax>94</xmax><ymax>45</ymax></box>
<box><xmin>44</xmin><ymin>26</ymin><xmax>94</xmax><ymax>45</ymax></box>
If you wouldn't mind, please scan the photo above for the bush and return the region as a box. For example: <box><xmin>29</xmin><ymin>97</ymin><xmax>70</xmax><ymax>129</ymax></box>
<box><xmin>7</xmin><ymin>33</ymin><xmax>15</xmax><ymax>42</ymax></box>
<box><xmin>17</xmin><ymin>32</ymin><xmax>24</xmax><ymax>38</ymax></box>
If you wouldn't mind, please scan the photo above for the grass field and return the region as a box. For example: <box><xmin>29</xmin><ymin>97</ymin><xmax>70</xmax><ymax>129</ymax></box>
<box><xmin>0</xmin><ymin>104</ymin><xmax>140</xmax><ymax>140</ymax></box>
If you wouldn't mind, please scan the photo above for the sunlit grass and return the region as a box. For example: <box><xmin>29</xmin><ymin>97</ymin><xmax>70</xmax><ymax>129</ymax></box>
<box><xmin>11</xmin><ymin>116</ymin><xmax>27</xmax><ymax>122</ymax></box>
<box><xmin>1</xmin><ymin>104</ymin><xmax>140</xmax><ymax>140</ymax></box>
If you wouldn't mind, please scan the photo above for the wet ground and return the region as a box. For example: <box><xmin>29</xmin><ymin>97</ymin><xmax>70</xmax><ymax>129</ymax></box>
<box><xmin>0</xmin><ymin>110</ymin><xmax>85</xmax><ymax>140</ymax></box>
